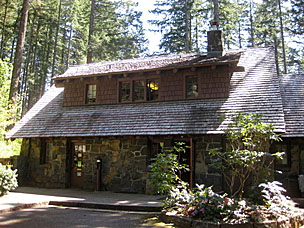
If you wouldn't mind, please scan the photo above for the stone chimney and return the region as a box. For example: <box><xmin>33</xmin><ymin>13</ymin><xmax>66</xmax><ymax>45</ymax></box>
<box><xmin>207</xmin><ymin>0</ymin><xmax>224</xmax><ymax>57</ymax></box>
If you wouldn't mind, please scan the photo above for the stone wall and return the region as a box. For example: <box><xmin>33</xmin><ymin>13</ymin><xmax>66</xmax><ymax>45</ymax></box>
<box><xmin>193</xmin><ymin>135</ymin><xmax>223</xmax><ymax>192</ymax></box>
<box><xmin>18</xmin><ymin>138</ymin><xmax>67</xmax><ymax>188</ymax></box>
<box><xmin>83</xmin><ymin>136</ymin><xmax>148</xmax><ymax>193</ymax></box>
<box><xmin>18</xmin><ymin>136</ymin><xmax>149</xmax><ymax>193</ymax></box>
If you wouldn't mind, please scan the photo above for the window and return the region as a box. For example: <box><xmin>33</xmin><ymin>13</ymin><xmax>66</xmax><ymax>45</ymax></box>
<box><xmin>119</xmin><ymin>81</ymin><xmax>131</xmax><ymax>102</ymax></box>
<box><xmin>274</xmin><ymin>144</ymin><xmax>289</xmax><ymax>166</ymax></box>
<box><xmin>86</xmin><ymin>84</ymin><xmax>96</xmax><ymax>104</ymax></box>
<box><xmin>147</xmin><ymin>79</ymin><xmax>159</xmax><ymax>101</ymax></box>
<box><xmin>119</xmin><ymin>78</ymin><xmax>160</xmax><ymax>103</ymax></box>
<box><xmin>186</xmin><ymin>76</ymin><xmax>198</xmax><ymax>98</ymax></box>
<box><xmin>40</xmin><ymin>140</ymin><xmax>53</xmax><ymax>164</ymax></box>
<box><xmin>133</xmin><ymin>80</ymin><xmax>145</xmax><ymax>101</ymax></box>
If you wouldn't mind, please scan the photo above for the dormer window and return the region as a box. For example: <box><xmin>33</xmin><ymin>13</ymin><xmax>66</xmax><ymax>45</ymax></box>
<box><xmin>134</xmin><ymin>80</ymin><xmax>145</xmax><ymax>101</ymax></box>
<box><xmin>186</xmin><ymin>76</ymin><xmax>198</xmax><ymax>98</ymax></box>
<box><xmin>119</xmin><ymin>78</ymin><xmax>160</xmax><ymax>103</ymax></box>
<box><xmin>86</xmin><ymin>84</ymin><xmax>96</xmax><ymax>104</ymax></box>
<box><xmin>147</xmin><ymin>79</ymin><xmax>159</xmax><ymax>101</ymax></box>
<box><xmin>119</xmin><ymin>81</ymin><xmax>131</xmax><ymax>102</ymax></box>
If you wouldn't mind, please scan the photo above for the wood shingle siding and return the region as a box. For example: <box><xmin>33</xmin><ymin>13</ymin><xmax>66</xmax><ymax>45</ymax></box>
<box><xmin>6</xmin><ymin>47</ymin><xmax>287</xmax><ymax>139</ymax></box>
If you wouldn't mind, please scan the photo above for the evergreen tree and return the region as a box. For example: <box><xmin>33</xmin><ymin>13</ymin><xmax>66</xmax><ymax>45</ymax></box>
<box><xmin>149</xmin><ymin>0</ymin><xmax>199</xmax><ymax>54</ymax></box>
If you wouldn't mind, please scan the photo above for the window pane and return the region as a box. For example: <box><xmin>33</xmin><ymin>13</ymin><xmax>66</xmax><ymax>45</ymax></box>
<box><xmin>119</xmin><ymin>81</ymin><xmax>131</xmax><ymax>102</ymax></box>
<box><xmin>134</xmin><ymin>80</ymin><xmax>145</xmax><ymax>101</ymax></box>
<box><xmin>186</xmin><ymin>77</ymin><xmax>198</xmax><ymax>98</ymax></box>
<box><xmin>86</xmin><ymin>84</ymin><xmax>96</xmax><ymax>103</ymax></box>
<box><xmin>147</xmin><ymin>79</ymin><xmax>159</xmax><ymax>101</ymax></box>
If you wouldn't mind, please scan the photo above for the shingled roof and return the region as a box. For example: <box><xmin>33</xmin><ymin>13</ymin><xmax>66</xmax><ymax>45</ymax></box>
<box><xmin>53</xmin><ymin>51</ymin><xmax>241</xmax><ymax>80</ymax></box>
<box><xmin>280</xmin><ymin>74</ymin><xmax>304</xmax><ymax>137</ymax></box>
<box><xmin>7</xmin><ymin>47</ymin><xmax>286</xmax><ymax>139</ymax></box>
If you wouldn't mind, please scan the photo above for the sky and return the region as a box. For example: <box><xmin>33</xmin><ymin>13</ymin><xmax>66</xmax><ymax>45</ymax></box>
<box><xmin>136</xmin><ymin>0</ymin><xmax>161</xmax><ymax>54</ymax></box>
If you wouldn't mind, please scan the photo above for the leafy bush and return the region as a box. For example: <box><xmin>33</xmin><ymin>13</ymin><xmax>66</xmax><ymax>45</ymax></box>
<box><xmin>148</xmin><ymin>142</ymin><xmax>189</xmax><ymax>195</ymax></box>
<box><xmin>259</xmin><ymin>181</ymin><xmax>293</xmax><ymax>212</ymax></box>
<box><xmin>163</xmin><ymin>184</ymin><xmax>234</xmax><ymax>223</ymax></box>
<box><xmin>0</xmin><ymin>163</ymin><xmax>18</xmax><ymax>196</ymax></box>
<box><xmin>209</xmin><ymin>113</ymin><xmax>282</xmax><ymax>198</ymax></box>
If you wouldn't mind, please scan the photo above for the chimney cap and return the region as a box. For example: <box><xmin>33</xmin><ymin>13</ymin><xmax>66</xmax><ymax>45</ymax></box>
<box><xmin>210</xmin><ymin>21</ymin><xmax>219</xmax><ymax>30</ymax></box>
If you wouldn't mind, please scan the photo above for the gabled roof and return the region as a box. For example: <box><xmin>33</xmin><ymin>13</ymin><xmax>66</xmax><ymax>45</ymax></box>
<box><xmin>6</xmin><ymin>47</ymin><xmax>286</xmax><ymax>139</ymax></box>
<box><xmin>280</xmin><ymin>74</ymin><xmax>304</xmax><ymax>137</ymax></box>
<box><xmin>53</xmin><ymin>51</ymin><xmax>241</xmax><ymax>80</ymax></box>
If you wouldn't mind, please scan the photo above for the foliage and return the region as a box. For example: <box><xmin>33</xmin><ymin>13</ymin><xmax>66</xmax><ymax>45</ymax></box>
<box><xmin>164</xmin><ymin>184</ymin><xmax>233</xmax><ymax>223</ymax></box>
<box><xmin>0</xmin><ymin>59</ymin><xmax>21</xmax><ymax>158</ymax></box>
<box><xmin>148</xmin><ymin>142</ymin><xmax>189</xmax><ymax>195</ymax></box>
<box><xmin>0</xmin><ymin>0</ymin><xmax>148</xmax><ymax>116</ymax></box>
<box><xmin>258</xmin><ymin>181</ymin><xmax>292</xmax><ymax>213</ymax></box>
<box><xmin>209</xmin><ymin>113</ymin><xmax>282</xmax><ymax>198</ymax></box>
<box><xmin>163</xmin><ymin>181</ymin><xmax>296</xmax><ymax>224</ymax></box>
<box><xmin>0</xmin><ymin>163</ymin><xmax>18</xmax><ymax>196</ymax></box>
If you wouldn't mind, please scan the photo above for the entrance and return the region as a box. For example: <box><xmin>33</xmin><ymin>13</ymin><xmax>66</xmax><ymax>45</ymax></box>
<box><xmin>174</xmin><ymin>139</ymin><xmax>194</xmax><ymax>187</ymax></box>
<box><xmin>70</xmin><ymin>143</ymin><xmax>85</xmax><ymax>188</ymax></box>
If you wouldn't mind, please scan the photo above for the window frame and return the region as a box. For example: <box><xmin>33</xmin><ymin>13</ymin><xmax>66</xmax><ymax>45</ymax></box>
<box><xmin>85</xmin><ymin>84</ymin><xmax>97</xmax><ymax>104</ymax></box>
<box><xmin>40</xmin><ymin>139</ymin><xmax>53</xmax><ymax>165</ymax></box>
<box><xmin>133</xmin><ymin>79</ymin><xmax>146</xmax><ymax>102</ymax></box>
<box><xmin>271</xmin><ymin>141</ymin><xmax>291</xmax><ymax>169</ymax></box>
<box><xmin>118</xmin><ymin>76</ymin><xmax>160</xmax><ymax>103</ymax></box>
<box><xmin>119</xmin><ymin>81</ymin><xmax>132</xmax><ymax>103</ymax></box>
<box><xmin>146</xmin><ymin>79</ymin><xmax>160</xmax><ymax>101</ymax></box>
<box><xmin>185</xmin><ymin>75</ymin><xmax>199</xmax><ymax>99</ymax></box>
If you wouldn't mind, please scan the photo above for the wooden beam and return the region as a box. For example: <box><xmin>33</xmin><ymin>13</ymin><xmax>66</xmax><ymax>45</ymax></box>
<box><xmin>191</xmin><ymin>67</ymin><xmax>196</xmax><ymax>72</ymax></box>
<box><xmin>229</xmin><ymin>66</ymin><xmax>245</xmax><ymax>73</ymax></box>
<box><xmin>173</xmin><ymin>69</ymin><xmax>178</xmax><ymax>74</ymax></box>
<box><xmin>156</xmin><ymin>70</ymin><xmax>161</xmax><ymax>75</ymax></box>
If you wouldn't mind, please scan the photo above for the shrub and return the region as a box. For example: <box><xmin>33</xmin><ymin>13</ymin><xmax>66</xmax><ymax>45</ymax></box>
<box><xmin>163</xmin><ymin>184</ymin><xmax>234</xmax><ymax>223</ymax></box>
<box><xmin>209</xmin><ymin>113</ymin><xmax>282</xmax><ymax>198</ymax></box>
<box><xmin>0</xmin><ymin>163</ymin><xmax>18</xmax><ymax>196</ymax></box>
<box><xmin>148</xmin><ymin>142</ymin><xmax>189</xmax><ymax>195</ymax></box>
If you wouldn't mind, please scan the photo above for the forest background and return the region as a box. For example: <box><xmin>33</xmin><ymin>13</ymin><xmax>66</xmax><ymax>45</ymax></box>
<box><xmin>0</xmin><ymin>0</ymin><xmax>303</xmax><ymax>157</ymax></box>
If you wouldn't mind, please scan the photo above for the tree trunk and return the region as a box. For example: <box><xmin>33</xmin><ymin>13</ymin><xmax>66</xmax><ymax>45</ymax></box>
<box><xmin>51</xmin><ymin>0</ymin><xmax>62</xmax><ymax>79</ymax></box>
<box><xmin>214</xmin><ymin>0</ymin><xmax>219</xmax><ymax>23</ymax></box>
<box><xmin>249</xmin><ymin>0</ymin><xmax>254</xmax><ymax>47</ymax></box>
<box><xmin>278</xmin><ymin>0</ymin><xmax>287</xmax><ymax>74</ymax></box>
<box><xmin>9</xmin><ymin>0</ymin><xmax>30</xmax><ymax>108</ymax></box>
<box><xmin>87</xmin><ymin>0</ymin><xmax>95</xmax><ymax>64</ymax></box>
<box><xmin>185</xmin><ymin>2</ymin><xmax>190</xmax><ymax>53</ymax></box>
<box><xmin>66</xmin><ymin>23</ymin><xmax>72</xmax><ymax>71</ymax></box>
<box><xmin>0</xmin><ymin>0</ymin><xmax>9</xmax><ymax>58</ymax></box>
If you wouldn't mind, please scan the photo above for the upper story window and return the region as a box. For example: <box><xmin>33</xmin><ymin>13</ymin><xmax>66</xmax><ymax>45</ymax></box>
<box><xmin>119</xmin><ymin>78</ymin><xmax>160</xmax><ymax>103</ymax></box>
<box><xmin>147</xmin><ymin>79</ymin><xmax>159</xmax><ymax>101</ymax></box>
<box><xmin>134</xmin><ymin>80</ymin><xmax>145</xmax><ymax>101</ymax></box>
<box><xmin>119</xmin><ymin>81</ymin><xmax>131</xmax><ymax>102</ymax></box>
<box><xmin>86</xmin><ymin>84</ymin><xmax>97</xmax><ymax>104</ymax></box>
<box><xmin>186</xmin><ymin>76</ymin><xmax>198</xmax><ymax>98</ymax></box>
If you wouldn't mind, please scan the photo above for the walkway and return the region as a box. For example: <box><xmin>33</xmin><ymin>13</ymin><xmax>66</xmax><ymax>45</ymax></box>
<box><xmin>0</xmin><ymin>187</ymin><xmax>162</xmax><ymax>213</ymax></box>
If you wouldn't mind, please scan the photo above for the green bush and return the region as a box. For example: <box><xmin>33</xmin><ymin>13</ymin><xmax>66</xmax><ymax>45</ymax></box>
<box><xmin>163</xmin><ymin>184</ymin><xmax>233</xmax><ymax>223</ymax></box>
<box><xmin>209</xmin><ymin>113</ymin><xmax>282</xmax><ymax>198</ymax></box>
<box><xmin>148</xmin><ymin>142</ymin><xmax>189</xmax><ymax>195</ymax></box>
<box><xmin>0</xmin><ymin>163</ymin><xmax>18</xmax><ymax>196</ymax></box>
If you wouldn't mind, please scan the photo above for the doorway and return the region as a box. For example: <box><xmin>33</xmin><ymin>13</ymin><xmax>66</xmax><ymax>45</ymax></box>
<box><xmin>70</xmin><ymin>143</ymin><xmax>86</xmax><ymax>188</ymax></box>
<box><xmin>173</xmin><ymin>139</ymin><xmax>194</xmax><ymax>187</ymax></box>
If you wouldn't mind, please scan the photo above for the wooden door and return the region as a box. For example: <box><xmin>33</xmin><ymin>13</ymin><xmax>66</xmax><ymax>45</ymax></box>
<box><xmin>70</xmin><ymin>143</ymin><xmax>85</xmax><ymax>188</ymax></box>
